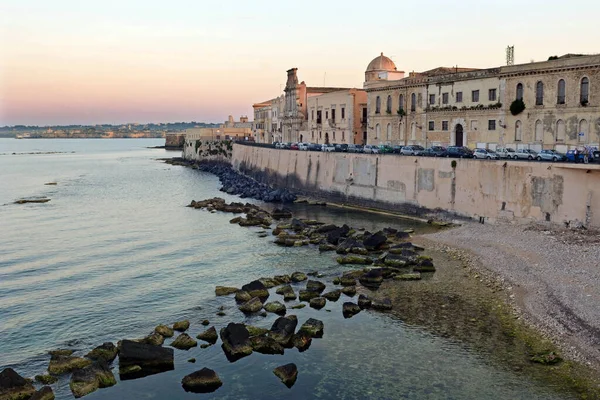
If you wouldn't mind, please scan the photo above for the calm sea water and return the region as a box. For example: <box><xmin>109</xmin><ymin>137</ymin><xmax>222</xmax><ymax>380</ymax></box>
<box><xmin>0</xmin><ymin>138</ymin><xmax>569</xmax><ymax>399</ymax></box>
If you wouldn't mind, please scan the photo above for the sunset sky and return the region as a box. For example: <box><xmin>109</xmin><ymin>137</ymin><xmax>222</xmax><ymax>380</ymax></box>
<box><xmin>1</xmin><ymin>0</ymin><xmax>599</xmax><ymax>126</ymax></box>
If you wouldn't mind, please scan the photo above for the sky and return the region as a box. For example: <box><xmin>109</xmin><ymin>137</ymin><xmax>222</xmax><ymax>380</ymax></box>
<box><xmin>1</xmin><ymin>0</ymin><xmax>599</xmax><ymax>126</ymax></box>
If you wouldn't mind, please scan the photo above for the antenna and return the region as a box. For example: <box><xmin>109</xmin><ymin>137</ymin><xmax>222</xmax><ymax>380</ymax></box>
<box><xmin>506</xmin><ymin>45</ymin><xmax>515</xmax><ymax>66</ymax></box>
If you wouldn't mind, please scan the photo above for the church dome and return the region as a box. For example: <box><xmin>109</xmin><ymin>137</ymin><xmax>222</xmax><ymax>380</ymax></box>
<box><xmin>366</xmin><ymin>52</ymin><xmax>397</xmax><ymax>72</ymax></box>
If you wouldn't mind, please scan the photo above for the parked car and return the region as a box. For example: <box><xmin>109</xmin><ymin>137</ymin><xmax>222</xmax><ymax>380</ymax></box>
<box><xmin>422</xmin><ymin>146</ymin><xmax>447</xmax><ymax>157</ymax></box>
<box><xmin>273</xmin><ymin>142</ymin><xmax>281</xmax><ymax>149</ymax></box>
<box><xmin>335</xmin><ymin>143</ymin><xmax>348</xmax><ymax>152</ymax></box>
<box><xmin>536</xmin><ymin>149</ymin><xmax>566</xmax><ymax>162</ymax></box>
<box><xmin>364</xmin><ymin>144</ymin><xmax>380</xmax><ymax>154</ymax></box>
<box><xmin>298</xmin><ymin>142</ymin><xmax>309</xmax><ymax>151</ymax></box>
<box><xmin>473</xmin><ymin>148</ymin><xmax>499</xmax><ymax>159</ymax></box>
<box><xmin>565</xmin><ymin>149</ymin><xmax>588</xmax><ymax>163</ymax></box>
<box><xmin>515</xmin><ymin>148</ymin><xmax>537</xmax><ymax>160</ymax></box>
<box><xmin>322</xmin><ymin>143</ymin><xmax>335</xmax><ymax>152</ymax></box>
<box><xmin>347</xmin><ymin>144</ymin><xmax>364</xmax><ymax>153</ymax></box>
<box><xmin>496</xmin><ymin>147</ymin><xmax>517</xmax><ymax>159</ymax></box>
<box><xmin>378</xmin><ymin>144</ymin><xmax>394</xmax><ymax>154</ymax></box>
<box><xmin>400</xmin><ymin>145</ymin><xmax>425</xmax><ymax>156</ymax></box>
<box><xmin>308</xmin><ymin>143</ymin><xmax>322</xmax><ymax>151</ymax></box>
<box><xmin>446</xmin><ymin>146</ymin><xmax>474</xmax><ymax>158</ymax></box>
<box><xmin>392</xmin><ymin>145</ymin><xmax>404</xmax><ymax>154</ymax></box>
<box><xmin>290</xmin><ymin>143</ymin><xmax>299</xmax><ymax>150</ymax></box>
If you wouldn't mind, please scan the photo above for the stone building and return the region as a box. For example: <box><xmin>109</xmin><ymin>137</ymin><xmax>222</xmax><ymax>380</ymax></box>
<box><xmin>364</xmin><ymin>53</ymin><xmax>600</xmax><ymax>151</ymax></box>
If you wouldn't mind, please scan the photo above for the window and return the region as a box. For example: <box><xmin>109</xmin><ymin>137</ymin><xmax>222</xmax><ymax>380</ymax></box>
<box><xmin>375</xmin><ymin>124</ymin><xmax>380</xmax><ymax>139</ymax></box>
<box><xmin>489</xmin><ymin>89</ymin><xmax>497</xmax><ymax>101</ymax></box>
<box><xmin>581</xmin><ymin>77</ymin><xmax>589</xmax><ymax>104</ymax></box>
<box><xmin>488</xmin><ymin>120</ymin><xmax>496</xmax><ymax>130</ymax></box>
<box><xmin>398</xmin><ymin>94</ymin><xmax>404</xmax><ymax>111</ymax></box>
<box><xmin>516</xmin><ymin>83</ymin><xmax>523</xmax><ymax>101</ymax></box>
<box><xmin>387</xmin><ymin>123</ymin><xmax>392</xmax><ymax>140</ymax></box>
<box><xmin>428</xmin><ymin>121</ymin><xmax>435</xmax><ymax>131</ymax></box>
<box><xmin>316</xmin><ymin>110</ymin><xmax>322</xmax><ymax>124</ymax></box>
<box><xmin>456</xmin><ymin>92</ymin><xmax>463</xmax><ymax>102</ymax></box>
<box><xmin>386</xmin><ymin>95</ymin><xmax>392</xmax><ymax>113</ymax></box>
<box><xmin>557</xmin><ymin>79</ymin><xmax>566</xmax><ymax>104</ymax></box>
<box><xmin>331</xmin><ymin>109</ymin><xmax>336</xmax><ymax>121</ymax></box>
<box><xmin>535</xmin><ymin>81</ymin><xmax>544</xmax><ymax>105</ymax></box>
<box><xmin>311</xmin><ymin>110</ymin><xmax>314</xmax><ymax>120</ymax></box>
<box><xmin>341</xmin><ymin>107</ymin><xmax>345</xmax><ymax>119</ymax></box>
<box><xmin>325</xmin><ymin>111</ymin><xmax>328</xmax><ymax>119</ymax></box>
<box><xmin>515</xmin><ymin>120</ymin><xmax>522</xmax><ymax>141</ymax></box>
<box><xmin>411</xmin><ymin>93</ymin><xmax>416</xmax><ymax>111</ymax></box>
<box><xmin>556</xmin><ymin>119</ymin><xmax>566</xmax><ymax>141</ymax></box>
<box><xmin>442</xmin><ymin>121</ymin><xmax>449</xmax><ymax>131</ymax></box>
<box><xmin>472</xmin><ymin>90</ymin><xmax>479</xmax><ymax>102</ymax></box>
<box><xmin>442</xmin><ymin>93</ymin><xmax>449</xmax><ymax>104</ymax></box>
<box><xmin>342</xmin><ymin>131</ymin><xmax>345</xmax><ymax>141</ymax></box>
<box><xmin>333</xmin><ymin>132</ymin><xmax>336</xmax><ymax>141</ymax></box>
<box><xmin>376</xmin><ymin>96</ymin><xmax>381</xmax><ymax>114</ymax></box>
<box><xmin>429</xmin><ymin>94</ymin><xmax>436</xmax><ymax>105</ymax></box>
<box><xmin>535</xmin><ymin>120</ymin><xmax>543</xmax><ymax>142</ymax></box>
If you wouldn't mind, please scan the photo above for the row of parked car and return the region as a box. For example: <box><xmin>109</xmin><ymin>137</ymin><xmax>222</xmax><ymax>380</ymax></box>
<box><xmin>272</xmin><ymin>142</ymin><xmax>600</xmax><ymax>163</ymax></box>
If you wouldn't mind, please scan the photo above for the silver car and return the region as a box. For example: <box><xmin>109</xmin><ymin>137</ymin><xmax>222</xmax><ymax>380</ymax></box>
<box><xmin>400</xmin><ymin>145</ymin><xmax>425</xmax><ymax>156</ymax></box>
<box><xmin>515</xmin><ymin>148</ymin><xmax>538</xmax><ymax>160</ymax></box>
<box><xmin>536</xmin><ymin>149</ymin><xmax>566</xmax><ymax>162</ymax></box>
<box><xmin>496</xmin><ymin>147</ymin><xmax>517</xmax><ymax>159</ymax></box>
<box><xmin>363</xmin><ymin>145</ymin><xmax>380</xmax><ymax>154</ymax></box>
<box><xmin>321</xmin><ymin>143</ymin><xmax>335</xmax><ymax>152</ymax></box>
<box><xmin>473</xmin><ymin>148</ymin><xmax>499</xmax><ymax>159</ymax></box>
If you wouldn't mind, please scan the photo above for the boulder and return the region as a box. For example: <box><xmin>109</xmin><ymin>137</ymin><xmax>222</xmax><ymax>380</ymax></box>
<box><xmin>275</xmin><ymin>284</ymin><xmax>294</xmax><ymax>295</ymax></box>
<box><xmin>291</xmin><ymin>304</ymin><xmax>306</xmax><ymax>310</ymax></box>
<box><xmin>394</xmin><ymin>272</ymin><xmax>422</xmax><ymax>281</ymax></box>
<box><xmin>298</xmin><ymin>290</ymin><xmax>320</xmax><ymax>302</ymax></box>
<box><xmin>154</xmin><ymin>324</ymin><xmax>174</xmax><ymax>338</ymax></box>
<box><xmin>309</xmin><ymin>297</ymin><xmax>326</xmax><ymax>310</ymax></box>
<box><xmin>362</xmin><ymin>231</ymin><xmax>388</xmax><ymax>250</ymax></box>
<box><xmin>342</xmin><ymin>302</ymin><xmax>361</xmax><ymax>319</ymax></box>
<box><xmin>413</xmin><ymin>259</ymin><xmax>436</xmax><ymax>272</ymax></box>
<box><xmin>326</xmin><ymin>225</ymin><xmax>350</xmax><ymax>245</ymax></box>
<box><xmin>394</xmin><ymin>231</ymin><xmax>411</xmax><ymax>240</ymax></box>
<box><xmin>336</xmin><ymin>238</ymin><xmax>361</xmax><ymax>254</ymax></box>
<box><xmin>298</xmin><ymin>318</ymin><xmax>324</xmax><ymax>338</ymax></box>
<box><xmin>341</xmin><ymin>286</ymin><xmax>357</xmax><ymax>297</ymax></box>
<box><xmin>359</xmin><ymin>268</ymin><xmax>384</xmax><ymax>288</ymax></box>
<box><xmin>141</xmin><ymin>332</ymin><xmax>165</xmax><ymax>346</ymax></box>
<box><xmin>85</xmin><ymin>342</ymin><xmax>118</xmax><ymax>363</ymax></box>
<box><xmin>171</xmin><ymin>333</ymin><xmax>197</xmax><ymax>350</ymax></box>
<box><xmin>336</xmin><ymin>255</ymin><xmax>373</xmax><ymax>265</ymax></box>
<box><xmin>322</xmin><ymin>290</ymin><xmax>341</xmax><ymax>301</ymax></box>
<box><xmin>48</xmin><ymin>349</ymin><xmax>73</xmax><ymax>357</ymax></box>
<box><xmin>246</xmin><ymin>325</ymin><xmax>269</xmax><ymax>337</ymax></box>
<box><xmin>173</xmin><ymin>320</ymin><xmax>190</xmax><ymax>332</ymax></box>
<box><xmin>220</xmin><ymin>323</ymin><xmax>253</xmax><ymax>362</ymax></box>
<box><xmin>305</xmin><ymin>280</ymin><xmax>326</xmax><ymax>293</ymax></box>
<box><xmin>268</xmin><ymin>316</ymin><xmax>298</xmax><ymax>346</ymax></box>
<box><xmin>315</xmin><ymin>224</ymin><xmax>338</xmax><ymax>233</ymax></box>
<box><xmin>384</xmin><ymin>255</ymin><xmax>410</xmax><ymax>268</ymax></box>
<box><xmin>340</xmin><ymin>276</ymin><xmax>356</xmax><ymax>286</ymax></box>
<box><xmin>35</xmin><ymin>374</ymin><xmax>58</xmax><ymax>385</ymax></box>
<box><xmin>48</xmin><ymin>355</ymin><xmax>92</xmax><ymax>375</ymax></box>
<box><xmin>273</xmin><ymin>363</ymin><xmax>298</xmax><ymax>388</ymax></box>
<box><xmin>249</xmin><ymin>336</ymin><xmax>284</xmax><ymax>355</ymax></box>
<box><xmin>291</xmin><ymin>333</ymin><xmax>312</xmax><ymax>352</ymax></box>
<box><xmin>383</xmin><ymin>227</ymin><xmax>398</xmax><ymax>235</ymax></box>
<box><xmin>283</xmin><ymin>290</ymin><xmax>297</xmax><ymax>301</ymax></box>
<box><xmin>358</xmin><ymin>294</ymin><xmax>372</xmax><ymax>309</ymax></box>
<box><xmin>234</xmin><ymin>290</ymin><xmax>252</xmax><ymax>303</ymax></box>
<box><xmin>258</xmin><ymin>277</ymin><xmax>279</xmax><ymax>289</ymax></box>
<box><xmin>318</xmin><ymin>243</ymin><xmax>337</xmax><ymax>252</ymax></box>
<box><xmin>241</xmin><ymin>280</ymin><xmax>269</xmax><ymax>299</ymax></box>
<box><xmin>290</xmin><ymin>272</ymin><xmax>307</xmax><ymax>282</ymax></box>
<box><xmin>201</xmin><ymin>319</ymin><xmax>210</xmax><ymax>326</ymax></box>
<box><xmin>196</xmin><ymin>326</ymin><xmax>218</xmax><ymax>344</ymax></box>
<box><xmin>238</xmin><ymin>297</ymin><xmax>263</xmax><ymax>314</ymax></box>
<box><xmin>69</xmin><ymin>362</ymin><xmax>116</xmax><ymax>398</ymax></box>
<box><xmin>118</xmin><ymin>340</ymin><xmax>174</xmax><ymax>380</ymax></box>
<box><xmin>273</xmin><ymin>275</ymin><xmax>291</xmax><ymax>285</ymax></box>
<box><xmin>215</xmin><ymin>286</ymin><xmax>239</xmax><ymax>296</ymax></box>
<box><xmin>372</xmin><ymin>298</ymin><xmax>393</xmax><ymax>311</ymax></box>
<box><xmin>272</xmin><ymin>208</ymin><xmax>293</xmax><ymax>219</ymax></box>
<box><xmin>181</xmin><ymin>368</ymin><xmax>223</xmax><ymax>394</ymax></box>
<box><xmin>0</xmin><ymin>368</ymin><xmax>35</xmax><ymax>400</ymax></box>
<box><xmin>30</xmin><ymin>386</ymin><xmax>54</xmax><ymax>400</ymax></box>
<box><xmin>290</xmin><ymin>218</ymin><xmax>307</xmax><ymax>232</ymax></box>
<box><xmin>264</xmin><ymin>301</ymin><xmax>287</xmax><ymax>315</ymax></box>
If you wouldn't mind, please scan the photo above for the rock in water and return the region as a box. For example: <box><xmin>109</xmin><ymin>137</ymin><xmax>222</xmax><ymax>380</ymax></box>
<box><xmin>173</xmin><ymin>320</ymin><xmax>190</xmax><ymax>332</ymax></box>
<box><xmin>298</xmin><ymin>290</ymin><xmax>319</xmax><ymax>302</ymax></box>
<box><xmin>118</xmin><ymin>340</ymin><xmax>174</xmax><ymax>380</ymax></box>
<box><xmin>238</xmin><ymin>297</ymin><xmax>263</xmax><ymax>313</ymax></box>
<box><xmin>48</xmin><ymin>349</ymin><xmax>73</xmax><ymax>357</ymax></box>
<box><xmin>48</xmin><ymin>355</ymin><xmax>92</xmax><ymax>375</ymax></box>
<box><xmin>35</xmin><ymin>374</ymin><xmax>58</xmax><ymax>385</ymax></box>
<box><xmin>309</xmin><ymin>297</ymin><xmax>326</xmax><ymax>310</ymax></box>
<box><xmin>250</xmin><ymin>336</ymin><xmax>285</xmax><ymax>355</ymax></box>
<box><xmin>154</xmin><ymin>324</ymin><xmax>174</xmax><ymax>338</ymax></box>
<box><xmin>305</xmin><ymin>280</ymin><xmax>326</xmax><ymax>293</ymax></box>
<box><xmin>30</xmin><ymin>386</ymin><xmax>54</xmax><ymax>400</ymax></box>
<box><xmin>215</xmin><ymin>286</ymin><xmax>239</xmax><ymax>296</ymax></box>
<box><xmin>241</xmin><ymin>280</ymin><xmax>269</xmax><ymax>299</ymax></box>
<box><xmin>342</xmin><ymin>302</ymin><xmax>361</xmax><ymax>319</ymax></box>
<box><xmin>268</xmin><ymin>315</ymin><xmax>298</xmax><ymax>347</ymax></box>
<box><xmin>336</xmin><ymin>255</ymin><xmax>373</xmax><ymax>265</ymax></box>
<box><xmin>358</xmin><ymin>294</ymin><xmax>372</xmax><ymax>309</ymax></box>
<box><xmin>246</xmin><ymin>325</ymin><xmax>269</xmax><ymax>337</ymax></box>
<box><xmin>298</xmin><ymin>318</ymin><xmax>324</xmax><ymax>338</ymax></box>
<box><xmin>220</xmin><ymin>323</ymin><xmax>253</xmax><ymax>362</ymax></box>
<box><xmin>371</xmin><ymin>298</ymin><xmax>393</xmax><ymax>311</ymax></box>
<box><xmin>290</xmin><ymin>272</ymin><xmax>307</xmax><ymax>282</ymax></box>
<box><xmin>171</xmin><ymin>333</ymin><xmax>198</xmax><ymax>350</ymax></box>
<box><xmin>359</xmin><ymin>268</ymin><xmax>384</xmax><ymax>288</ymax></box>
<box><xmin>322</xmin><ymin>290</ymin><xmax>341</xmax><ymax>301</ymax></box>
<box><xmin>363</xmin><ymin>231</ymin><xmax>388</xmax><ymax>250</ymax></box>
<box><xmin>196</xmin><ymin>326</ymin><xmax>218</xmax><ymax>344</ymax></box>
<box><xmin>273</xmin><ymin>363</ymin><xmax>298</xmax><ymax>388</ymax></box>
<box><xmin>181</xmin><ymin>368</ymin><xmax>223</xmax><ymax>393</ymax></box>
<box><xmin>85</xmin><ymin>342</ymin><xmax>118</xmax><ymax>363</ymax></box>
<box><xmin>69</xmin><ymin>362</ymin><xmax>116</xmax><ymax>398</ymax></box>
<box><xmin>234</xmin><ymin>290</ymin><xmax>252</xmax><ymax>302</ymax></box>
<box><xmin>264</xmin><ymin>301</ymin><xmax>287</xmax><ymax>315</ymax></box>
<box><xmin>291</xmin><ymin>333</ymin><xmax>312</xmax><ymax>352</ymax></box>
<box><xmin>275</xmin><ymin>284</ymin><xmax>293</xmax><ymax>295</ymax></box>
<box><xmin>341</xmin><ymin>286</ymin><xmax>357</xmax><ymax>297</ymax></box>
<box><xmin>0</xmin><ymin>368</ymin><xmax>35</xmax><ymax>400</ymax></box>
<box><xmin>142</xmin><ymin>332</ymin><xmax>165</xmax><ymax>346</ymax></box>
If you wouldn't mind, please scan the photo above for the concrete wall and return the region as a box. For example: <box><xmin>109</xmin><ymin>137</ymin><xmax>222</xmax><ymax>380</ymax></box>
<box><xmin>231</xmin><ymin>143</ymin><xmax>600</xmax><ymax>228</ymax></box>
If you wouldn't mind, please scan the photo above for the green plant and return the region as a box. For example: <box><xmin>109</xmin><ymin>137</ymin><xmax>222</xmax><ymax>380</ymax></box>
<box><xmin>451</xmin><ymin>160</ymin><xmax>457</xmax><ymax>169</ymax></box>
<box><xmin>510</xmin><ymin>99</ymin><xmax>526</xmax><ymax>116</ymax></box>
<box><xmin>397</xmin><ymin>109</ymin><xmax>406</xmax><ymax>117</ymax></box>
<box><xmin>548</xmin><ymin>55</ymin><xmax>559</xmax><ymax>61</ymax></box>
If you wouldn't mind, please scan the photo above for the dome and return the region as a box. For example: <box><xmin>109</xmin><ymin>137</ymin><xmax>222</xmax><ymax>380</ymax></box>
<box><xmin>366</xmin><ymin>52</ymin><xmax>397</xmax><ymax>72</ymax></box>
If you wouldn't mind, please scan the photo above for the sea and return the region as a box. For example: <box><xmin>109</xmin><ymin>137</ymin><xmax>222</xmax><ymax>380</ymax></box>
<box><xmin>0</xmin><ymin>138</ymin><xmax>571</xmax><ymax>399</ymax></box>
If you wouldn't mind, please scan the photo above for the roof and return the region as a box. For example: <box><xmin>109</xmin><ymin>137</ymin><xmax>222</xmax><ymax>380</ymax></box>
<box><xmin>366</xmin><ymin>53</ymin><xmax>397</xmax><ymax>72</ymax></box>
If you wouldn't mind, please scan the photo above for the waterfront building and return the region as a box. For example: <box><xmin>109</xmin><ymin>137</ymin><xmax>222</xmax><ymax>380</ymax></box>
<box><xmin>252</xmin><ymin>100</ymin><xmax>272</xmax><ymax>143</ymax></box>
<box><xmin>364</xmin><ymin>53</ymin><xmax>600</xmax><ymax>151</ymax></box>
<box><xmin>184</xmin><ymin>115</ymin><xmax>252</xmax><ymax>143</ymax></box>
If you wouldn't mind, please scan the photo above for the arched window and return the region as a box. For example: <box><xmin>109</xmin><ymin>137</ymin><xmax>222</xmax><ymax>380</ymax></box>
<box><xmin>557</xmin><ymin>79</ymin><xmax>566</xmax><ymax>104</ymax></box>
<box><xmin>535</xmin><ymin>81</ymin><xmax>544</xmax><ymax>105</ymax></box>
<box><xmin>556</xmin><ymin>120</ymin><xmax>566</xmax><ymax>141</ymax></box>
<box><xmin>375</xmin><ymin>96</ymin><xmax>381</xmax><ymax>114</ymax></box>
<box><xmin>579</xmin><ymin>119</ymin><xmax>588</xmax><ymax>142</ymax></box>
<box><xmin>535</xmin><ymin>120</ymin><xmax>543</xmax><ymax>142</ymax></box>
<box><xmin>375</xmin><ymin>124</ymin><xmax>381</xmax><ymax>139</ymax></box>
<box><xmin>581</xmin><ymin>77</ymin><xmax>589</xmax><ymax>104</ymax></box>
<box><xmin>410</xmin><ymin>93</ymin><xmax>416</xmax><ymax>112</ymax></box>
<box><xmin>398</xmin><ymin>94</ymin><xmax>404</xmax><ymax>111</ymax></box>
<box><xmin>516</xmin><ymin>83</ymin><xmax>523</xmax><ymax>101</ymax></box>
<box><xmin>515</xmin><ymin>120</ymin><xmax>522</xmax><ymax>141</ymax></box>
<box><xmin>386</xmin><ymin>95</ymin><xmax>392</xmax><ymax>113</ymax></box>
<box><xmin>387</xmin><ymin>123</ymin><xmax>392</xmax><ymax>141</ymax></box>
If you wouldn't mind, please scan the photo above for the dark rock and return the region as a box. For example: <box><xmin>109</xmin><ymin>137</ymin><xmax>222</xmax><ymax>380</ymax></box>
<box><xmin>342</xmin><ymin>302</ymin><xmax>361</xmax><ymax>318</ymax></box>
<box><xmin>268</xmin><ymin>315</ymin><xmax>298</xmax><ymax>346</ymax></box>
<box><xmin>118</xmin><ymin>340</ymin><xmax>174</xmax><ymax>380</ymax></box>
<box><xmin>359</xmin><ymin>268</ymin><xmax>384</xmax><ymax>288</ymax></box>
<box><xmin>249</xmin><ymin>336</ymin><xmax>284</xmax><ymax>355</ymax></box>
<box><xmin>246</xmin><ymin>325</ymin><xmax>269</xmax><ymax>337</ymax></box>
<box><xmin>413</xmin><ymin>258</ymin><xmax>436</xmax><ymax>272</ymax></box>
<box><xmin>309</xmin><ymin>297</ymin><xmax>326</xmax><ymax>310</ymax></box>
<box><xmin>290</xmin><ymin>218</ymin><xmax>307</xmax><ymax>232</ymax></box>
<box><xmin>220</xmin><ymin>323</ymin><xmax>252</xmax><ymax>362</ymax></box>
<box><xmin>276</xmin><ymin>284</ymin><xmax>294</xmax><ymax>295</ymax></box>
<box><xmin>273</xmin><ymin>363</ymin><xmax>298</xmax><ymax>388</ymax></box>
<box><xmin>196</xmin><ymin>326</ymin><xmax>218</xmax><ymax>344</ymax></box>
<box><xmin>142</xmin><ymin>332</ymin><xmax>165</xmax><ymax>346</ymax></box>
<box><xmin>48</xmin><ymin>349</ymin><xmax>73</xmax><ymax>357</ymax></box>
<box><xmin>173</xmin><ymin>320</ymin><xmax>190</xmax><ymax>332</ymax></box>
<box><xmin>234</xmin><ymin>290</ymin><xmax>252</xmax><ymax>303</ymax></box>
<box><xmin>70</xmin><ymin>362</ymin><xmax>116</xmax><ymax>398</ymax></box>
<box><xmin>201</xmin><ymin>319</ymin><xmax>210</xmax><ymax>326</ymax></box>
<box><xmin>241</xmin><ymin>280</ymin><xmax>269</xmax><ymax>299</ymax></box>
<box><xmin>315</xmin><ymin>224</ymin><xmax>338</xmax><ymax>233</ymax></box>
<box><xmin>85</xmin><ymin>342</ymin><xmax>118</xmax><ymax>363</ymax></box>
<box><xmin>336</xmin><ymin>255</ymin><xmax>373</xmax><ymax>265</ymax></box>
<box><xmin>371</xmin><ymin>298</ymin><xmax>393</xmax><ymax>311</ymax></box>
<box><xmin>273</xmin><ymin>275</ymin><xmax>291</xmax><ymax>285</ymax></box>
<box><xmin>30</xmin><ymin>386</ymin><xmax>54</xmax><ymax>400</ymax></box>
<box><xmin>290</xmin><ymin>272</ymin><xmax>308</xmax><ymax>282</ymax></box>
<box><xmin>384</xmin><ymin>254</ymin><xmax>410</xmax><ymax>268</ymax></box>
<box><xmin>171</xmin><ymin>333</ymin><xmax>197</xmax><ymax>350</ymax></box>
<box><xmin>363</xmin><ymin>231</ymin><xmax>388</xmax><ymax>250</ymax></box>
<box><xmin>340</xmin><ymin>276</ymin><xmax>356</xmax><ymax>286</ymax></box>
<box><xmin>238</xmin><ymin>297</ymin><xmax>264</xmax><ymax>313</ymax></box>
<box><xmin>154</xmin><ymin>324</ymin><xmax>174</xmax><ymax>338</ymax></box>
<box><xmin>298</xmin><ymin>318</ymin><xmax>324</xmax><ymax>338</ymax></box>
<box><xmin>215</xmin><ymin>286</ymin><xmax>239</xmax><ymax>296</ymax></box>
<box><xmin>318</xmin><ymin>243</ymin><xmax>337</xmax><ymax>252</ymax></box>
<box><xmin>272</xmin><ymin>208</ymin><xmax>293</xmax><ymax>219</ymax></box>
<box><xmin>291</xmin><ymin>303</ymin><xmax>306</xmax><ymax>309</ymax></box>
<box><xmin>181</xmin><ymin>368</ymin><xmax>223</xmax><ymax>393</ymax></box>
<box><xmin>341</xmin><ymin>286</ymin><xmax>357</xmax><ymax>297</ymax></box>
<box><xmin>358</xmin><ymin>294</ymin><xmax>372</xmax><ymax>309</ymax></box>
<box><xmin>305</xmin><ymin>280</ymin><xmax>326</xmax><ymax>293</ymax></box>
<box><xmin>264</xmin><ymin>301</ymin><xmax>287</xmax><ymax>315</ymax></box>
<box><xmin>0</xmin><ymin>368</ymin><xmax>35</xmax><ymax>400</ymax></box>
<box><xmin>326</xmin><ymin>225</ymin><xmax>350</xmax><ymax>245</ymax></box>
<box><xmin>48</xmin><ymin>355</ymin><xmax>92</xmax><ymax>375</ymax></box>
<box><xmin>383</xmin><ymin>227</ymin><xmax>398</xmax><ymax>235</ymax></box>
<box><xmin>291</xmin><ymin>333</ymin><xmax>312</xmax><ymax>352</ymax></box>
<box><xmin>322</xmin><ymin>290</ymin><xmax>341</xmax><ymax>301</ymax></box>
<box><xmin>336</xmin><ymin>238</ymin><xmax>362</xmax><ymax>254</ymax></box>
<box><xmin>298</xmin><ymin>290</ymin><xmax>320</xmax><ymax>302</ymax></box>
<box><xmin>35</xmin><ymin>374</ymin><xmax>58</xmax><ymax>385</ymax></box>
<box><xmin>258</xmin><ymin>277</ymin><xmax>279</xmax><ymax>289</ymax></box>
<box><xmin>394</xmin><ymin>231</ymin><xmax>411</xmax><ymax>240</ymax></box>
<box><xmin>188</xmin><ymin>358</ymin><xmax>196</xmax><ymax>363</ymax></box>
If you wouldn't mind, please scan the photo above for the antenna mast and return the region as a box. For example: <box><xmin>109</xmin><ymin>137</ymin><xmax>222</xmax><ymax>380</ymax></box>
<box><xmin>506</xmin><ymin>45</ymin><xmax>515</xmax><ymax>66</ymax></box>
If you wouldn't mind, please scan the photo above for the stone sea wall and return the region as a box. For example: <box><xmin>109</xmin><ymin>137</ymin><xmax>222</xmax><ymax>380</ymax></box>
<box><xmin>182</xmin><ymin>139</ymin><xmax>233</xmax><ymax>162</ymax></box>
<box><xmin>228</xmin><ymin>144</ymin><xmax>600</xmax><ymax>228</ymax></box>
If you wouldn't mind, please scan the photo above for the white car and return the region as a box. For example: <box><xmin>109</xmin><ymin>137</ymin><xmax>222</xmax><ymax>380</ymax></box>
<box><xmin>496</xmin><ymin>147</ymin><xmax>517</xmax><ymax>159</ymax></box>
<box><xmin>298</xmin><ymin>142</ymin><xmax>309</xmax><ymax>151</ymax></box>
<box><xmin>322</xmin><ymin>144</ymin><xmax>335</xmax><ymax>152</ymax></box>
<box><xmin>363</xmin><ymin>145</ymin><xmax>380</xmax><ymax>154</ymax></box>
<box><xmin>473</xmin><ymin>148</ymin><xmax>499</xmax><ymax>159</ymax></box>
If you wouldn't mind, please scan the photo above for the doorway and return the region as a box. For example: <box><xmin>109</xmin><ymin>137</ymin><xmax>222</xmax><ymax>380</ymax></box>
<box><xmin>455</xmin><ymin>124</ymin><xmax>464</xmax><ymax>147</ymax></box>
